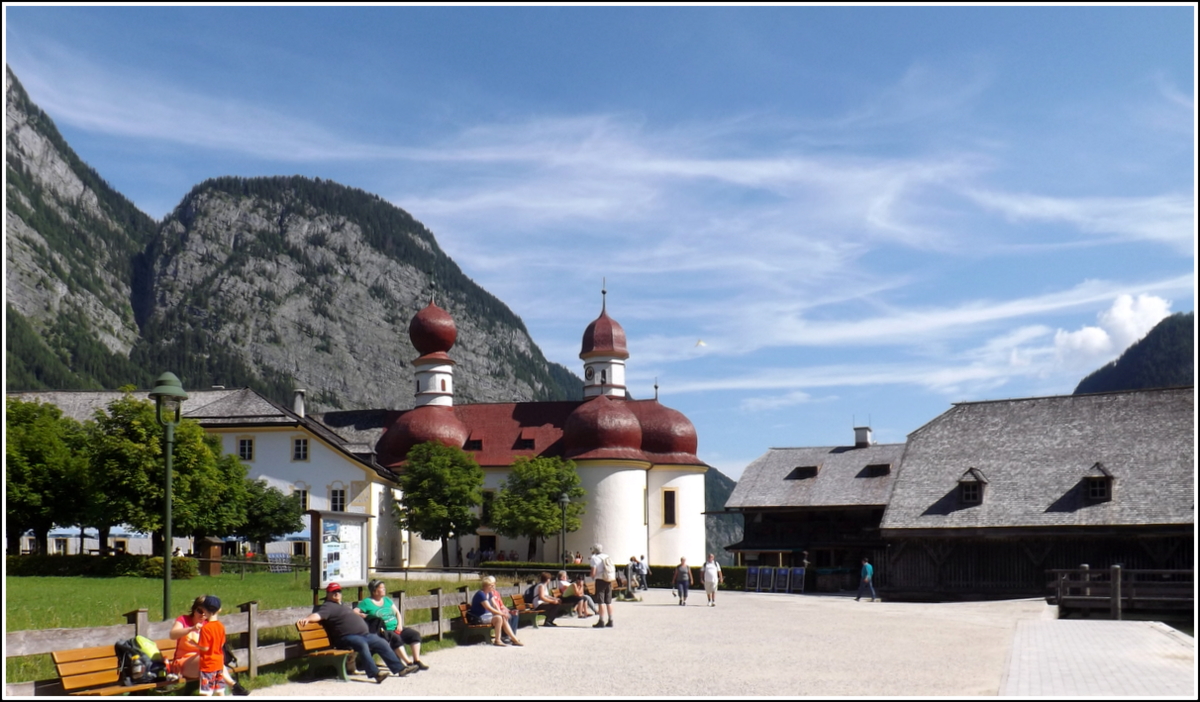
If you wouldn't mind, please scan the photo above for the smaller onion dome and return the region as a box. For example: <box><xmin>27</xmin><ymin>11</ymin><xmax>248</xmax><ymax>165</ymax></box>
<box><xmin>409</xmin><ymin>301</ymin><xmax>457</xmax><ymax>356</ymax></box>
<box><xmin>636</xmin><ymin>400</ymin><xmax>699</xmax><ymax>459</ymax></box>
<box><xmin>376</xmin><ymin>405</ymin><xmax>469</xmax><ymax>467</ymax></box>
<box><xmin>563</xmin><ymin>395</ymin><xmax>646</xmax><ymax>462</ymax></box>
<box><xmin>580</xmin><ymin>308</ymin><xmax>629</xmax><ymax>360</ymax></box>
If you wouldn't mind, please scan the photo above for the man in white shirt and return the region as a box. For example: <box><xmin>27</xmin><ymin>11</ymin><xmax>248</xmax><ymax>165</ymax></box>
<box><xmin>589</xmin><ymin>543</ymin><xmax>615</xmax><ymax>628</ymax></box>
<box><xmin>701</xmin><ymin>553</ymin><xmax>724</xmax><ymax>607</ymax></box>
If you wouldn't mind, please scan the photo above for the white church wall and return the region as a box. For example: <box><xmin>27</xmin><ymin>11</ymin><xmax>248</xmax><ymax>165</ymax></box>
<box><xmin>569</xmin><ymin>461</ymin><xmax>650</xmax><ymax>566</ymax></box>
<box><xmin>647</xmin><ymin>467</ymin><xmax>706</xmax><ymax>565</ymax></box>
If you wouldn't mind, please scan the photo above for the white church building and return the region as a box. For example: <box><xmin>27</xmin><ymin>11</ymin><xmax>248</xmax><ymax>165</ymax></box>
<box><xmin>11</xmin><ymin>294</ymin><xmax>709</xmax><ymax>570</ymax></box>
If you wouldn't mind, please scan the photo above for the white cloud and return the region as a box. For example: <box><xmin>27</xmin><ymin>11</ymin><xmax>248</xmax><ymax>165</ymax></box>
<box><xmin>963</xmin><ymin>189</ymin><xmax>1195</xmax><ymax>253</ymax></box>
<box><xmin>1053</xmin><ymin>293</ymin><xmax>1172</xmax><ymax>368</ymax></box>
<box><xmin>739</xmin><ymin>390</ymin><xmax>816</xmax><ymax>413</ymax></box>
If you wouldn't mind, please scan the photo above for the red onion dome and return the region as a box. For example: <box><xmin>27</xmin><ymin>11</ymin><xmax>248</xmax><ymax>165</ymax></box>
<box><xmin>409</xmin><ymin>301</ymin><xmax>457</xmax><ymax>356</ymax></box>
<box><xmin>580</xmin><ymin>309</ymin><xmax>629</xmax><ymax>360</ymax></box>
<box><xmin>563</xmin><ymin>395</ymin><xmax>646</xmax><ymax>461</ymax></box>
<box><xmin>635</xmin><ymin>401</ymin><xmax>699</xmax><ymax>458</ymax></box>
<box><xmin>376</xmin><ymin>405</ymin><xmax>469</xmax><ymax>467</ymax></box>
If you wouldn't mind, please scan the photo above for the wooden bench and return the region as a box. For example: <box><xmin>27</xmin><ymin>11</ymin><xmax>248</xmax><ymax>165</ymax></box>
<box><xmin>51</xmin><ymin>641</ymin><xmax>181</xmax><ymax>696</ymax></box>
<box><xmin>509</xmin><ymin>594</ymin><xmax>540</xmax><ymax>629</ymax></box>
<box><xmin>454</xmin><ymin>603</ymin><xmax>495</xmax><ymax>645</ymax></box>
<box><xmin>296</xmin><ymin>621</ymin><xmax>356</xmax><ymax>682</ymax></box>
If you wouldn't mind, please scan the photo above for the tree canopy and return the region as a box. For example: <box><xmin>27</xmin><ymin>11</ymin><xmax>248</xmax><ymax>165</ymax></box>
<box><xmin>233</xmin><ymin>479</ymin><xmax>305</xmax><ymax>552</ymax></box>
<box><xmin>393</xmin><ymin>441</ymin><xmax>484</xmax><ymax>567</ymax></box>
<box><xmin>5</xmin><ymin>398</ymin><xmax>89</xmax><ymax>555</ymax></box>
<box><xmin>490</xmin><ymin>456</ymin><xmax>587</xmax><ymax>561</ymax></box>
<box><xmin>85</xmin><ymin>390</ymin><xmax>249</xmax><ymax>554</ymax></box>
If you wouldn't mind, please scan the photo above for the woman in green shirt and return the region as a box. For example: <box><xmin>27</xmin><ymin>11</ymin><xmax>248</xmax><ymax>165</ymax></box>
<box><xmin>355</xmin><ymin>580</ymin><xmax>429</xmax><ymax>671</ymax></box>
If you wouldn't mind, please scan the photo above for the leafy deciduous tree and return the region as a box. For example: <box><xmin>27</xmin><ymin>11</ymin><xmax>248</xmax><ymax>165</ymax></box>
<box><xmin>85</xmin><ymin>389</ymin><xmax>249</xmax><ymax>555</ymax></box>
<box><xmin>491</xmin><ymin>456</ymin><xmax>586</xmax><ymax>561</ymax></box>
<box><xmin>393</xmin><ymin>441</ymin><xmax>484</xmax><ymax>567</ymax></box>
<box><xmin>233</xmin><ymin>479</ymin><xmax>304</xmax><ymax>554</ymax></box>
<box><xmin>5</xmin><ymin>398</ymin><xmax>89</xmax><ymax>555</ymax></box>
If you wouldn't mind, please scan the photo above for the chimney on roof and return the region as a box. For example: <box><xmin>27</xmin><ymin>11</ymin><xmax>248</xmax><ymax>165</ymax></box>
<box><xmin>854</xmin><ymin>426</ymin><xmax>872</xmax><ymax>448</ymax></box>
<box><xmin>293</xmin><ymin>389</ymin><xmax>306</xmax><ymax>419</ymax></box>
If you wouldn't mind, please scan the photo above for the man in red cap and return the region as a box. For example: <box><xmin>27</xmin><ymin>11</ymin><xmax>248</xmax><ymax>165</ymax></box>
<box><xmin>297</xmin><ymin>583</ymin><xmax>417</xmax><ymax>682</ymax></box>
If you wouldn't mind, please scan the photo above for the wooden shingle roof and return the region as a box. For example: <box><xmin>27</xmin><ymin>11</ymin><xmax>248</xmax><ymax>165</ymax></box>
<box><xmin>880</xmin><ymin>387</ymin><xmax>1194</xmax><ymax>532</ymax></box>
<box><xmin>725</xmin><ymin>442</ymin><xmax>905</xmax><ymax>509</ymax></box>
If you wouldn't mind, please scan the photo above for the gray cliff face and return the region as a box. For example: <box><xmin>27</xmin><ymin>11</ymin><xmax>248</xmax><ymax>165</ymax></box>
<box><xmin>5</xmin><ymin>66</ymin><xmax>144</xmax><ymax>357</ymax></box>
<box><xmin>5</xmin><ymin>64</ymin><xmax>579</xmax><ymax>408</ymax></box>
<box><xmin>147</xmin><ymin>186</ymin><xmax>570</xmax><ymax>411</ymax></box>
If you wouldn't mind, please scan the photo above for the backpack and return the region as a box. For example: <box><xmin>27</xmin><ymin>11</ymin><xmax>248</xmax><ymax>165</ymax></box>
<box><xmin>601</xmin><ymin>555</ymin><xmax>617</xmax><ymax>581</ymax></box>
<box><xmin>114</xmin><ymin>635</ymin><xmax>168</xmax><ymax>685</ymax></box>
<box><xmin>523</xmin><ymin>583</ymin><xmax>538</xmax><ymax>602</ymax></box>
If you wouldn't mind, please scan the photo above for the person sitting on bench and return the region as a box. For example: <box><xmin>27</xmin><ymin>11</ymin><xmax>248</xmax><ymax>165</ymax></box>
<box><xmin>533</xmin><ymin>572</ymin><xmax>577</xmax><ymax>627</ymax></box>
<box><xmin>297</xmin><ymin>582</ymin><xmax>417</xmax><ymax>683</ymax></box>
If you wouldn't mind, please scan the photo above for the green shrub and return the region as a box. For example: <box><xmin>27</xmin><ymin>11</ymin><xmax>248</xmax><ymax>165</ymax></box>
<box><xmin>142</xmin><ymin>556</ymin><xmax>198</xmax><ymax>580</ymax></box>
<box><xmin>5</xmin><ymin>554</ymin><xmax>196</xmax><ymax>579</ymax></box>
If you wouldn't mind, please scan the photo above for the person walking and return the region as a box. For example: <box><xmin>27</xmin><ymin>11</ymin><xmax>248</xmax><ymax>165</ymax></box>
<box><xmin>701</xmin><ymin>553</ymin><xmax>723</xmax><ymax>606</ymax></box>
<box><xmin>589</xmin><ymin>543</ymin><xmax>616</xmax><ymax>628</ymax></box>
<box><xmin>671</xmin><ymin>557</ymin><xmax>692</xmax><ymax>605</ymax></box>
<box><xmin>639</xmin><ymin>555</ymin><xmax>651</xmax><ymax>591</ymax></box>
<box><xmin>856</xmin><ymin>557</ymin><xmax>876</xmax><ymax>602</ymax></box>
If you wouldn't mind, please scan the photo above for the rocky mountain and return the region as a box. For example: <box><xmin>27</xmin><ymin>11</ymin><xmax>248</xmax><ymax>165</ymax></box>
<box><xmin>1074</xmin><ymin>312</ymin><xmax>1195</xmax><ymax>395</ymax></box>
<box><xmin>5</xmin><ymin>65</ymin><xmax>579</xmax><ymax>409</ymax></box>
<box><xmin>705</xmin><ymin>467</ymin><xmax>744</xmax><ymax>565</ymax></box>
<box><xmin>6</xmin><ymin>66</ymin><xmax>159</xmax><ymax>391</ymax></box>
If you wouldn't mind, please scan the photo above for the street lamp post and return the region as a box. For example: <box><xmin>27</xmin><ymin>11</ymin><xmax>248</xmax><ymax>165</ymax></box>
<box><xmin>149</xmin><ymin>372</ymin><xmax>188</xmax><ymax>622</ymax></box>
<box><xmin>558</xmin><ymin>493</ymin><xmax>570</xmax><ymax>567</ymax></box>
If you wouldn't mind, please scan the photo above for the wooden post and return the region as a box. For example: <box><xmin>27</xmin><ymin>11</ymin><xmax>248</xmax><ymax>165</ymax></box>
<box><xmin>1111</xmin><ymin>565</ymin><xmax>1122</xmax><ymax>620</ymax></box>
<box><xmin>395</xmin><ymin>591</ymin><xmax>406</xmax><ymax>623</ymax></box>
<box><xmin>239</xmin><ymin>601</ymin><xmax>258</xmax><ymax>678</ymax></box>
<box><xmin>123</xmin><ymin>608</ymin><xmax>149</xmax><ymax>638</ymax></box>
<box><xmin>430</xmin><ymin>588</ymin><xmax>443</xmax><ymax>641</ymax></box>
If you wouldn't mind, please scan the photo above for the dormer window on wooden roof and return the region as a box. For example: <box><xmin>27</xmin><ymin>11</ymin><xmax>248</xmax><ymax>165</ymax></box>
<box><xmin>464</xmin><ymin>439</ymin><xmax>482</xmax><ymax>451</ymax></box>
<box><xmin>1084</xmin><ymin>462</ymin><xmax>1113</xmax><ymax>502</ymax></box>
<box><xmin>863</xmin><ymin>463</ymin><xmax>891</xmax><ymax>477</ymax></box>
<box><xmin>957</xmin><ymin>467</ymin><xmax>988</xmax><ymax>504</ymax></box>
<box><xmin>785</xmin><ymin>465</ymin><xmax>820</xmax><ymax>480</ymax></box>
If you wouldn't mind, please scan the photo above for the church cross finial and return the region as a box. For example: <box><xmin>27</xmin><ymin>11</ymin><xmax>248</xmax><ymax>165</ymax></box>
<box><xmin>601</xmin><ymin>278</ymin><xmax>607</xmax><ymax>312</ymax></box>
<box><xmin>654</xmin><ymin>377</ymin><xmax>659</xmax><ymax>401</ymax></box>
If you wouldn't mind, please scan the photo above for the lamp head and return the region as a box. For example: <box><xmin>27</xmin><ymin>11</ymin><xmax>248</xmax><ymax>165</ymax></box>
<box><xmin>149</xmin><ymin>372</ymin><xmax>188</xmax><ymax>424</ymax></box>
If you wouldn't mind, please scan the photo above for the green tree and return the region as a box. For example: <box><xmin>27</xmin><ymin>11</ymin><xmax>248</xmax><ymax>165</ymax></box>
<box><xmin>490</xmin><ymin>456</ymin><xmax>587</xmax><ymax>561</ymax></box>
<box><xmin>393</xmin><ymin>441</ymin><xmax>484</xmax><ymax>567</ymax></box>
<box><xmin>233</xmin><ymin>479</ymin><xmax>304</xmax><ymax>553</ymax></box>
<box><xmin>5</xmin><ymin>398</ymin><xmax>89</xmax><ymax>555</ymax></box>
<box><xmin>86</xmin><ymin>389</ymin><xmax>250</xmax><ymax>555</ymax></box>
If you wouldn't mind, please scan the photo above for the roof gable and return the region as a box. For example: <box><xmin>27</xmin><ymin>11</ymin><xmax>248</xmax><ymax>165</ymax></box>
<box><xmin>726</xmin><ymin>443</ymin><xmax>905</xmax><ymax>509</ymax></box>
<box><xmin>881</xmin><ymin>387</ymin><xmax>1194</xmax><ymax>531</ymax></box>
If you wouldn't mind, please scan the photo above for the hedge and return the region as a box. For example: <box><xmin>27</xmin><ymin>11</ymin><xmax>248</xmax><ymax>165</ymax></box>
<box><xmin>6</xmin><ymin>554</ymin><xmax>198</xmax><ymax>579</ymax></box>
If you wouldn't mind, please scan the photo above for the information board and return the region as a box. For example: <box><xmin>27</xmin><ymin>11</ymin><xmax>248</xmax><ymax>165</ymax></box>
<box><xmin>308</xmin><ymin>510</ymin><xmax>372</xmax><ymax>592</ymax></box>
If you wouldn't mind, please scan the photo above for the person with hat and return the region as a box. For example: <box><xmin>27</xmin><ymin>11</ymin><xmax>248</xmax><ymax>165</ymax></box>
<box><xmin>196</xmin><ymin>596</ymin><xmax>235</xmax><ymax>696</ymax></box>
<box><xmin>297</xmin><ymin>583</ymin><xmax>416</xmax><ymax>683</ymax></box>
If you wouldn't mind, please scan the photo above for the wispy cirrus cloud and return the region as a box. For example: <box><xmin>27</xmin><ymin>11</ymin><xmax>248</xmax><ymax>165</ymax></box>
<box><xmin>963</xmin><ymin>188</ymin><xmax>1195</xmax><ymax>252</ymax></box>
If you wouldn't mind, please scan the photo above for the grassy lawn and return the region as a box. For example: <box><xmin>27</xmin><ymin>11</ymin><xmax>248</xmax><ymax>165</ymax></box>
<box><xmin>5</xmin><ymin>573</ymin><xmax>467</xmax><ymax>687</ymax></box>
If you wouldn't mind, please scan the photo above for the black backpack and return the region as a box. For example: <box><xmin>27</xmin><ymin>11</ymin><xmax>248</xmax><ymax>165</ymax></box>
<box><xmin>113</xmin><ymin>636</ymin><xmax>167</xmax><ymax>685</ymax></box>
<box><xmin>523</xmin><ymin>583</ymin><xmax>538</xmax><ymax>602</ymax></box>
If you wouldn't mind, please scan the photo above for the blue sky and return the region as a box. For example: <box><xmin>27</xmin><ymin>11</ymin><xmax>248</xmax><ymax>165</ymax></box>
<box><xmin>5</xmin><ymin>5</ymin><xmax>1195</xmax><ymax>480</ymax></box>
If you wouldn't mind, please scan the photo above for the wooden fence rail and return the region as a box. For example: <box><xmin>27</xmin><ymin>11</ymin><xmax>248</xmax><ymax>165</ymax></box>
<box><xmin>1045</xmin><ymin>566</ymin><xmax>1193</xmax><ymax>619</ymax></box>
<box><xmin>5</xmin><ymin>585</ymin><xmax>522</xmax><ymax>697</ymax></box>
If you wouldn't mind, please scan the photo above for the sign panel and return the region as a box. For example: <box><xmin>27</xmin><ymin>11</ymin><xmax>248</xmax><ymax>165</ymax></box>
<box><xmin>774</xmin><ymin>567</ymin><xmax>791</xmax><ymax>593</ymax></box>
<box><xmin>758</xmin><ymin>566</ymin><xmax>774</xmax><ymax>592</ymax></box>
<box><xmin>789</xmin><ymin>567</ymin><xmax>807</xmax><ymax>594</ymax></box>
<box><xmin>308</xmin><ymin>510</ymin><xmax>372</xmax><ymax>592</ymax></box>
